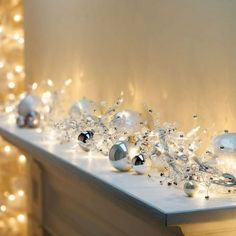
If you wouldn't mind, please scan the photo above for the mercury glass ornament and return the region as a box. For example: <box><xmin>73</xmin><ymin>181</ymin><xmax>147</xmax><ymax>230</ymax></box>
<box><xmin>111</xmin><ymin>110</ymin><xmax>143</xmax><ymax>133</ymax></box>
<box><xmin>213</xmin><ymin>133</ymin><xmax>236</xmax><ymax>174</ymax></box>
<box><xmin>78</xmin><ymin>131</ymin><xmax>94</xmax><ymax>152</ymax></box>
<box><xmin>109</xmin><ymin>141</ymin><xmax>132</xmax><ymax>171</ymax></box>
<box><xmin>25</xmin><ymin>111</ymin><xmax>40</xmax><ymax>128</ymax></box>
<box><xmin>132</xmin><ymin>154</ymin><xmax>152</xmax><ymax>175</ymax></box>
<box><xmin>18</xmin><ymin>95</ymin><xmax>40</xmax><ymax>116</ymax></box>
<box><xmin>69</xmin><ymin>98</ymin><xmax>100</xmax><ymax>117</ymax></box>
<box><xmin>184</xmin><ymin>180</ymin><xmax>199</xmax><ymax>197</ymax></box>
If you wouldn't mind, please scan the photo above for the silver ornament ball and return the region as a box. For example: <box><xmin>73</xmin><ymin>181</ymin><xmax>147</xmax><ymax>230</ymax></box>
<box><xmin>132</xmin><ymin>154</ymin><xmax>152</xmax><ymax>175</ymax></box>
<box><xmin>109</xmin><ymin>141</ymin><xmax>132</xmax><ymax>171</ymax></box>
<box><xmin>184</xmin><ymin>180</ymin><xmax>199</xmax><ymax>197</ymax></box>
<box><xmin>78</xmin><ymin>131</ymin><xmax>94</xmax><ymax>152</ymax></box>
<box><xmin>111</xmin><ymin>110</ymin><xmax>143</xmax><ymax>133</ymax></box>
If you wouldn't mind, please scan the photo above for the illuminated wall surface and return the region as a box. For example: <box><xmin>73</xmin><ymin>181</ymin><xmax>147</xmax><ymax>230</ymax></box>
<box><xmin>0</xmin><ymin>0</ymin><xmax>27</xmax><ymax>235</ymax></box>
<box><xmin>24</xmin><ymin>0</ymin><xmax>236</xmax><ymax>134</ymax></box>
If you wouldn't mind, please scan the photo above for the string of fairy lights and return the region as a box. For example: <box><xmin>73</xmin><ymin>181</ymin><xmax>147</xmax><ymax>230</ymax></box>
<box><xmin>0</xmin><ymin>0</ymin><xmax>27</xmax><ymax>235</ymax></box>
<box><xmin>0</xmin><ymin>4</ymin><xmax>236</xmax><ymax>236</ymax></box>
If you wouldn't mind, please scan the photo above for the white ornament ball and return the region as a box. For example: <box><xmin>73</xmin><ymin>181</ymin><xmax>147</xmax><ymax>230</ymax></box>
<box><xmin>213</xmin><ymin>133</ymin><xmax>236</xmax><ymax>154</ymax></box>
<box><xmin>18</xmin><ymin>95</ymin><xmax>40</xmax><ymax>116</ymax></box>
<box><xmin>69</xmin><ymin>98</ymin><xmax>100</xmax><ymax>117</ymax></box>
<box><xmin>111</xmin><ymin>110</ymin><xmax>143</xmax><ymax>133</ymax></box>
<box><xmin>109</xmin><ymin>141</ymin><xmax>132</xmax><ymax>171</ymax></box>
<box><xmin>212</xmin><ymin>133</ymin><xmax>236</xmax><ymax>174</ymax></box>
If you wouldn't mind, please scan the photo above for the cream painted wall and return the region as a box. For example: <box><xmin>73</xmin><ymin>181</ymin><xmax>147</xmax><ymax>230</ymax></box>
<box><xmin>23</xmin><ymin>0</ymin><xmax>236</xmax><ymax>133</ymax></box>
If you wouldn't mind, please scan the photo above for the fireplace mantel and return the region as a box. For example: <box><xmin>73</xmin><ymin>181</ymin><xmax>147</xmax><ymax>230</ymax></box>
<box><xmin>0</xmin><ymin>115</ymin><xmax>236</xmax><ymax>236</ymax></box>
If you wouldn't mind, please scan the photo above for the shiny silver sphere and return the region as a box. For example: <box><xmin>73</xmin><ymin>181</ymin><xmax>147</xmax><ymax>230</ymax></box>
<box><xmin>16</xmin><ymin>115</ymin><xmax>25</xmax><ymax>128</ymax></box>
<box><xmin>132</xmin><ymin>154</ymin><xmax>152</xmax><ymax>175</ymax></box>
<box><xmin>78</xmin><ymin>131</ymin><xmax>94</xmax><ymax>152</ymax></box>
<box><xmin>109</xmin><ymin>141</ymin><xmax>132</xmax><ymax>171</ymax></box>
<box><xmin>111</xmin><ymin>110</ymin><xmax>143</xmax><ymax>133</ymax></box>
<box><xmin>184</xmin><ymin>180</ymin><xmax>199</xmax><ymax>197</ymax></box>
<box><xmin>69</xmin><ymin>98</ymin><xmax>100</xmax><ymax>117</ymax></box>
<box><xmin>18</xmin><ymin>95</ymin><xmax>40</xmax><ymax>116</ymax></box>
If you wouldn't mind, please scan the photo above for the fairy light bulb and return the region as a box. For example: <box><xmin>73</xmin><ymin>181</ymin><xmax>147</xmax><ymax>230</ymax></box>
<box><xmin>17</xmin><ymin>190</ymin><xmax>25</xmax><ymax>197</ymax></box>
<box><xmin>18</xmin><ymin>154</ymin><xmax>26</xmax><ymax>163</ymax></box>
<box><xmin>15</xmin><ymin>65</ymin><xmax>23</xmax><ymax>73</ymax></box>
<box><xmin>17</xmin><ymin>214</ymin><xmax>25</xmax><ymax>223</ymax></box>
<box><xmin>8</xmin><ymin>194</ymin><xmax>16</xmax><ymax>201</ymax></box>
<box><xmin>0</xmin><ymin>205</ymin><xmax>6</xmax><ymax>212</ymax></box>
<box><xmin>47</xmin><ymin>79</ymin><xmax>54</xmax><ymax>87</ymax></box>
<box><xmin>64</xmin><ymin>78</ymin><xmax>72</xmax><ymax>86</ymax></box>
<box><xmin>13</xmin><ymin>14</ymin><xmax>22</xmax><ymax>22</ymax></box>
<box><xmin>4</xmin><ymin>145</ymin><xmax>11</xmax><ymax>153</ymax></box>
<box><xmin>32</xmin><ymin>82</ymin><xmax>38</xmax><ymax>90</ymax></box>
<box><xmin>8</xmin><ymin>81</ymin><xmax>16</xmax><ymax>89</ymax></box>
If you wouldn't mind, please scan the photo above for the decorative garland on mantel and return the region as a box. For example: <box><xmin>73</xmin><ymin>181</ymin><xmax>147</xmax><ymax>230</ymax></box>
<box><xmin>3</xmin><ymin>81</ymin><xmax>236</xmax><ymax>199</ymax></box>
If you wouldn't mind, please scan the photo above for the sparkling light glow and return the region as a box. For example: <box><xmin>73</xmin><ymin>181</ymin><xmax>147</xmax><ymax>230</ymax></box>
<box><xmin>4</xmin><ymin>145</ymin><xmax>11</xmax><ymax>153</ymax></box>
<box><xmin>8</xmin><ymin>194</ymin><xmax>16</xmax><ymax>201</ymax></box>
<box><xmin>13</xmin><ymin>14</ymin><xmax>22</xmax><ymax>22</ymax></box>
<box><xmin>18</xmin><ymin>154</ymin><xmax>26</xmax><ymax>163</ymax></box>
<box><xmin>17</xmin><ymin>214</ymin><xmax>25</xmax><ymax>223</ymax></box>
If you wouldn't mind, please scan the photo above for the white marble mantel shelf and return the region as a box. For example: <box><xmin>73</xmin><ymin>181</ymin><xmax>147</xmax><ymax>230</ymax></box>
<box><xmin>1</xmin><ymin>115</ymin><xmax>236</xmax><ymax>229</ymax></box>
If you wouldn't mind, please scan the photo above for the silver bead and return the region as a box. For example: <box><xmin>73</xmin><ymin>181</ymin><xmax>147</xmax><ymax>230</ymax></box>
<box><xmin>16</xmin><ymin>115</ymin><xmax>25</xmax><ymax>128</ymax></box>
<box><xmin>18</xmin><ymin>95</ymin><xmax>40</xmax><ymax>116</ymax></box>
<box><xmin>69</xmin><ymin>98</ymin><xmax>100</xmax><ymax>117</ymax></box>
<box><xmin>109</xmin><ymin>141</ymin><xmax>132</xmax><ymax>171</ymax></box>
<box><xmin>132</xmin><ymin>154</ymin><xmax>152</xmax><ymax>175</ymax></box>
<box><xmin>78</xmin><ymin>131</ymin><xmax>94</xmax><ymax>152</ymax></box>
<box><xmin>111</xmin><ymin>110</ymin><xmax>143</xmax><ymax>133</ymax></box>
<box><xmin>25</xmin><ymin>111</ymin><xmax>40</xmax><ymax>128</ymax></box>
<box><xmin>184</xmin><ymin>180</ymin><xmax>199</xmax><ymax>197</ymax></box>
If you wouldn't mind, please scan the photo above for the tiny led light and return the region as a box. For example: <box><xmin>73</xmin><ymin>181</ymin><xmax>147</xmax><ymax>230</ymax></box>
<box><xmin>8</xmin><ymin>194</ymin><xmax>16</xmax><ymax>201</ymax></box>
<box><xmin>8</xmin><ymin>81</ymin><xmax>16</xmax><ymax>89</ymax></box>
<box><xmin>17</xmin><ymin>214</ymin><xmax>25</xmax><ymax>223</ymax></box>
<box><xmin>4</xmin><ymin>145</ymin><xmax>11</xmax><ymax>153</ymax></box>
<box><xmin>17</xmin><ymin>190</ymin><xmax>25</xmax><ymax>197</ymax></box>
<box><xmin>5</xmin><ymin>105</ymin><xmax>14</xmax><ymax>113</ymax></box>
<box><xmin>15</xmin><ymin>65</ymin><xmax>23</xmax><ymax>73</ymax></box>
<box><xmin>47</xmin><ymin>79</ymin><xmax>54</xmax><ymax>87</ymax></box>
<box><xmin>64</xmin><ymin>78</ymin><xmax>72</xmax><ymax>86</ymax></box>
<box><xmin>18</xmin><ymin>154</ymin><xmax>26</xmax><ymax>163</ymax></box>
<box><xmin>13</xmin><ymin>14</ymin><xmax>22</xmax><ymax>22</ymax></box>
<box><xmin>32</xmin><ymin>82</ymin><xmax>38</xmax><ymax>90</ymax></box>
<box><xmin>0</xmin><ymin>205</ymin><xmax>6</xmax><ymax>212</ymax></box>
